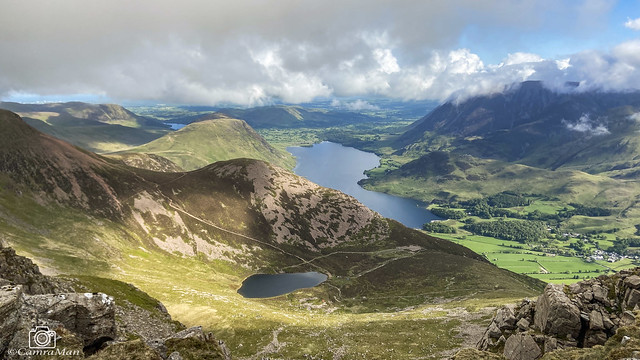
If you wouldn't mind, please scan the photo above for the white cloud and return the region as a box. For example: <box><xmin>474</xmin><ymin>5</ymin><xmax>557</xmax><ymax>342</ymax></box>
<box><xmin>628</xmin><ymin>112</ymin><xmax>640</xmax><ymax>122</ymax></box>
<box><xmin>625</xmin><ymin>17</ymin><xmax>640</xmax><ymax>30</ymax></box>
<box><xmin>564</xmin><ymin>114</ymin><xmax>609</xmax><ymax>136</ymax></box>
<box><xmin>373</xmin><ymin>49</ymin><xmax>400</xmax><ymax>74</ymax></box>
<box><xmin>345</xmin><ymin>99</ymin><xmax>380</xmax><ymax>111</ymax></box>
<box><xmin>503</xmin><ymin>52</ymin><xmax>544</xmax><ymax>66</ymax></box>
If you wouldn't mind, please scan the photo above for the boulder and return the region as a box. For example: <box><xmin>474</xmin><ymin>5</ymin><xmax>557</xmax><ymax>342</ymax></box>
<box><xmin>487</xmin><ymin>322</ymin><xmax>502</xmax><ymax>339</ymax></box>
<box><xmin>495</xmin><ymin>306</ymin><xmax>517</xmax><ymax>330</ymax></box>
<box><xmin>584</xmin><ymin>330</ymin><xmax>608</xmax><ymax>347</ymax></box>
<box><xmin>517</xmin><ymin>318</ymin><xmax>530</xmax><ymax>331</ymax></box>
<box><xmin>624</xmin><ymin>275</ymin><xmax>640</xmax><ymax>289</ymax></box>
<box><xmin>621</xmin><ymin>310</ymin><xmax>636</xmax><ymax>326</ymax></box>
<box><xmin>533</xmin><ymin>284</ymin><xmax>581</xmax><ymax>339</ymax></box>
<box><xmin>625</xmin><ymin>288</ymin><xmax>640</xmax><ymax>309</ymax></box>
<box><xmin>591</xmin><ymin>284</ymin><xmax>608</xmax><ymax>304</ymax></box>
<box><xmin>589</xmin><ymin>310</ymin><xmax>604</xmax><ymax>331</ymax></box>
<box><xmin>503</xmin><ymin>333</ymin><xmax>541</xmax><ymax>360</ymax></box>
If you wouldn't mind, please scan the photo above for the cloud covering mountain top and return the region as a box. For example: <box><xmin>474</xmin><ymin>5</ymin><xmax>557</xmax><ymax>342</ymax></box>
<box><xmin>1</xmin><ymin>0</ymin><xmax>639</xmax><ymax>105</ymax></box>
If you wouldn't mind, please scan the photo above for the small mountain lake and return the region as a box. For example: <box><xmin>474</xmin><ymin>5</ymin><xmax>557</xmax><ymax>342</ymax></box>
<box><xmin>165</xmin><ymin>122</ymin><xmax>186</xmax><ymax>130</ymax></box>
<box><xmin>237</xmin><ymin>272</ymin><xmax>328</xmax><ymax>298</ymax></box>
<box><xmin>287</xmin><ymin>141</ymin><xmax>438</xmax><ymax>229</ymax></box>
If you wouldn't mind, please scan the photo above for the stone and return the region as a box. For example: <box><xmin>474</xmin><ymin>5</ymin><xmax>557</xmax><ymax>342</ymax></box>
<box><xmin>621</xmin><ymin>310</ymin><xmax>636</xmax><ymax>326</ymax></box>
<box><xmin>591</xmin><ymin>284</ymin><xmax>608</xmax><ymax>303</ymax></box>
<box><xmin>584</xmin><ymin>330</ymin><xmax>608</xmax><ymax>347</ymax></box>
<box><xmin>517</xmin><ymin>318</ymin><xmax>530</xmax><ymax>331</ymax></box>
<box><xmin>487</xmin><ymin>322</ymin><xmax>502</xmax><ymax>339</ymax></box>
<box><xmin>168</xmin><ymin>352</ymin><xmax>183</xmax><ymax>360</ymax></box>
<box><xmin>583</xmin><ymin>290</ymin><xmax>593</xmax><ymax>301</ymax></box>
<box><xmin>533</xmin><ymin>284</ymin><xmax>581</xmax><ymax>339</ymax></box>
<box><xmin>568</xmin><ymin>283</ymin><xmax>581</xmax><ymax>294</ymax></box>
<box><xmin>495</xmin><ymin>306</ymin><xmax>517</xmax><ymax>330</ymax></box>
<box><xmin>625</xmin><ymin>288</ymin><xmax>640</xmax><ymax>309</ymax></box>
<box><xmin>147</xmin><ymin>338</ymin><xmax>167</xmax><ymax>358</ymax></box>
<box><xmin>503</xmin><ymin>333</ymin><xmax>542</xmax><ymax>360</ymax></box>
<box><xmin>589</xmin><ymin>310</ymin><xmax>604</xmax><ymax>330</ymax></box>
<box><xmin>624</xmin><ymin>275</ymin><xmax>640</xmax><ymax>289</ymax></box>
<box><xmin>602</xmin><ymin>313</ymin><xmax>615</xmax><ymax>331</ymax></box>
<box><xmin>544</xmin><ymin>336</ymin><xmax>557</xmax><ymax>353</ymax></box>
<box><xmin>622</xmin><ymin>335</ymin><xmax>631</xmax><ymax>345</ymax></box>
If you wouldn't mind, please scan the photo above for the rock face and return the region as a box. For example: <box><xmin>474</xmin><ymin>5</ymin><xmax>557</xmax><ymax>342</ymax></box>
<box><xmin>533</xmin><ymin>284</ymin><xmax>581</xmax><ymax>339</ymax></box>
<box><xmin>477</xmin><ymin>268</ymin><xmax>640</xmax><ymax>358</ymax></box>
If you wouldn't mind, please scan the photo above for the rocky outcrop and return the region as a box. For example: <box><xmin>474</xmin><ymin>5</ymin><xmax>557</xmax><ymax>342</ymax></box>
<box><xmin>477</xmin><ymin>268</ymin><xmax>640</xmax><ymax>359</ymax></box>
<box><xmin>0</xmin><ymin>247</ymin><xmax>70</xmax><ymax>295</ymax></box>
<box><xmin>1</xmin><ymin>285</ymin><xmax>117</xmax><ymax>357</ymax></box>
<box><xmin>0</xmin><ymin>244</ymin><xmax>231</xmax><ymax>359</ymax></box>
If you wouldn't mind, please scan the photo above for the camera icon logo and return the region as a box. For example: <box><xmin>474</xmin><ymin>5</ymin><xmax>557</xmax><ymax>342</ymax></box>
<box><xmin>29</xmin><ymin>325</ymin><xmax>57</xmax><ymax>349</ymax></box>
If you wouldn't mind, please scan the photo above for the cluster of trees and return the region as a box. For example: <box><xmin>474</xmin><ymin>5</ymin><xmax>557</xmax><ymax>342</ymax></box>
<box><xmin>462</xmin><ymin>219</ymin><xmax>548</xmax><ymax>243</ymax></box>
<box><xmin>430</xmin><ymin>207</ymin><xmax>466</xmax><ymax>219</ymax></box>
<box><xmin>422</xmin><ymin>222</ymin><xmax>457</xmax><ymax>233</ymax></box>
<box><xmin>609</xmin><ymin>238</ymin><xmax>640</xmax><ymax>254</ymax></box>
<box><xmin>558</xmin><ymin>204</ymin><xmax>612</xmax><ymax>217</ymax></box>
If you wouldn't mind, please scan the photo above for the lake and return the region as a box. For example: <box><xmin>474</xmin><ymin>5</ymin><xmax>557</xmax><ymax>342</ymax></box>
<box><xmin>237</xmin><ymin>272</ymin><xmax>328</xmax><ymax>298</ymax></box>
<box><xmin>287</xmin><ymin>141</ymin><xmax>438</xmax><ymax>229</ymax></box>
<box><xmin>166</xmin><ymin>123</ymin><xmax>186</xmax><ymax>130</ymax></box>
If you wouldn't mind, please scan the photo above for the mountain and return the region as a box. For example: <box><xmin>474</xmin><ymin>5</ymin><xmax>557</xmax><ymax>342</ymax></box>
<box><xmin>360</xmin><ymin>82</ymin><xmax>640</xmax><ymax>206</ymax></box>
<box><xmin>0</xmin><ymin>102</ymin><xmax>169</xmax><ymax>153</ymax></box>
<box><xmin>0</xmin><ymin>109</ymin><xmax>544</xmax><ymax>358</ymax></box>
<box><xmin>124</xmin><ymin>113</ymin><xmax>295</xmax><ymax>170</ymax></box>
<box><xmin>397</xmin><ymin>81</ymin><xmax>640</xmax><ymax>172</ymax></box>
<box><xmin>215</xmin><ymin>105</ymin><xmax>381</xmax><ymax>128</ymax></box>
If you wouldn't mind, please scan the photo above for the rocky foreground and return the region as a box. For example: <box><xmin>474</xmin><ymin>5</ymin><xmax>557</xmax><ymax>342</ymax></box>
<box><xmin>0</xmin><ymin>244</ymin><xmax>231</xmax><ymax>359</ymax></box>
<box><xmin>457</xmin><ymin>269</ymin><xmax>640</xmax><ymax>360</ymax></box>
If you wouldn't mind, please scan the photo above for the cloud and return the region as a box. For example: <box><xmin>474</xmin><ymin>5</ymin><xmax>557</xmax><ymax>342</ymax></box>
<box><xmin>503</xmin><ymin>52</ymin><xmax>545</xmax><ymax>66</ymax></box>
<box><xmin>625</xmin><ymin>17</ymin><xmax>640</xmax><ymax>30</ymax></box>
<box><xmin>0</xmin><ymin>0</ymin><xmax>635</xmax><ymax>105</ymax></box>
<box><xmin>628</xmin><ymin>112</ymin><xmax>640</xmax><ymax>122</ymax></box>
<box><xmin>564</xmin><ymin>114</ymin><xmax>609</xmax><ymax>136</ymax></box>
<box><xmin>345</xmin><ymin>99</ymin><xmax>380</xmax><ymax>111</ymax></box>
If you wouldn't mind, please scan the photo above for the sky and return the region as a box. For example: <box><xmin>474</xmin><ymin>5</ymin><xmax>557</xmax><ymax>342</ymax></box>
<box><xmin>1</xmin><ymin>0</ymin><xmax>640</xmax><ymax>106</ymax></box>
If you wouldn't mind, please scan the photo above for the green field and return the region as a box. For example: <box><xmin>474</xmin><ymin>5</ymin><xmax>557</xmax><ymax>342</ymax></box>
<box><xmin>435</xmin><ymin>232</ymin><xmax>635</xmax><ymax>284</ymax></box>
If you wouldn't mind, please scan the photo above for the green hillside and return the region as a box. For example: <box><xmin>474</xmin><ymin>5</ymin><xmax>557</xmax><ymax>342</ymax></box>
<box><xmin>126</xmin><ymin>114</ymin><xmax>295</xmax><ymax>170</ymax></box>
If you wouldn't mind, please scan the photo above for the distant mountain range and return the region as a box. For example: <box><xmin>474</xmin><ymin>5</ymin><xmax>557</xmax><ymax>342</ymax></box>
<box><xmin>0</xmin><ymin>101</ymin><xmax>169</xmax><ymax>153</ymax></box>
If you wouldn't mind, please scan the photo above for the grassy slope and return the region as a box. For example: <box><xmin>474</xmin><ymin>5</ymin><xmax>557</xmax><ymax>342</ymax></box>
<box><xmin>125</xmin><ymin>118</ymin><xmax>295</xmax><ymax>170</ymax></box>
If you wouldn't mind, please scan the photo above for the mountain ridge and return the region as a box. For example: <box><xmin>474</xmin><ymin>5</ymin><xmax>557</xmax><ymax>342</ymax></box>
<box><xmin>124</xmin><ymin>114</ymin><xmax>294</xmax><ymax>170</ymax></box>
